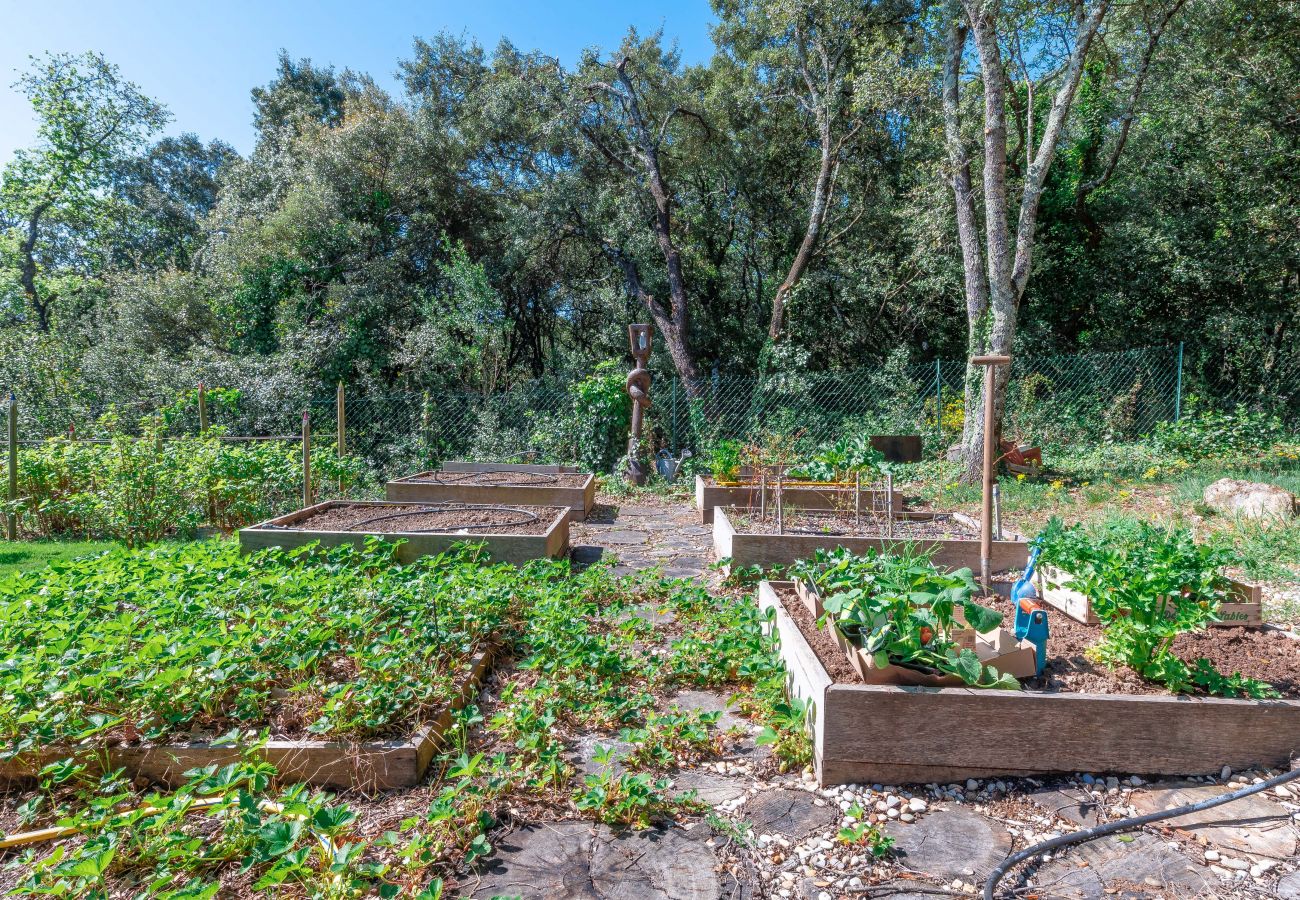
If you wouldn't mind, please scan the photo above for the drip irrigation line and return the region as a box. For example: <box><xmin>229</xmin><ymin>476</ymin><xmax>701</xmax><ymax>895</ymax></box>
<box><xmin>983</xmin><ymin>763</ymin><xmax>1300</xmax><ymax>900</ymax></box>
<box><xmin>423</xmin><ymin>470</ymin><xmax>561</xmax><ymax>487</ymax></box>
<box><xmin>345</xmin><ymin>504</ymin><xmax>540</xmax><ymax>532</ymax></box>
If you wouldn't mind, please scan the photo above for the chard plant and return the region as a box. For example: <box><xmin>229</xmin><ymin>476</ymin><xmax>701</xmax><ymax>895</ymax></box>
<box><xmin>1038</xmin><ymin>517</ymin><xmax>1278</xmax><ymax>698</ymax></box>
<box><xmin>794</xmin><ymin>546</ymin><xmax>1018</xmax><ymax>689</ymax></box>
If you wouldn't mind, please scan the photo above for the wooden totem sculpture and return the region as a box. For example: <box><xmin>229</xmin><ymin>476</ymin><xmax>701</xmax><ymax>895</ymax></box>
<box><xmin>625</xmin><ymin>323</ymin><xmax>653</xmax><ymax>484</ymax></box>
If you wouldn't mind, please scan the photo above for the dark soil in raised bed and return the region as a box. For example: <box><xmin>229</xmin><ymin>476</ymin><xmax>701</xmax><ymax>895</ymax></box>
<box><xmin>738</xmin><ymin>510</ymin><xmax>973</xmax><ymax>539</ymax></box>
<box><xmin>775</xmin><ymin>586</ymin><xmax>1300</xmax><ymax>698</ymax></box>
<box><xmin>402</xmin><ymin>471</ymin><xmax>590</xmax><ymax>487</ymax></box>
<box><xmin>274</xmin><ymin>503</ymin><xmax>559</xmax><ymax>535</ymax></box>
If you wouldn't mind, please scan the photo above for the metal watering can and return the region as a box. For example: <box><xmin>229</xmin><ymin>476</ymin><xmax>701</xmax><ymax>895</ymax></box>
<box><xmin>655</xmin><ymin>449</ymin><xmax>693</xmax><ymax>483</ymax></box>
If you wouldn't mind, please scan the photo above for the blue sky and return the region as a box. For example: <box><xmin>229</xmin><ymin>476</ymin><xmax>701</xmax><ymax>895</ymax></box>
<box><xmin>0</xmin><ymin>0</ymin><xmax>717</xmax><ymax>165</ymax></box>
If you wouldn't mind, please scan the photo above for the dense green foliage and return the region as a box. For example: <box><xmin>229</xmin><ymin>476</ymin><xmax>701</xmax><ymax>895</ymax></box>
<box><xmin>0</xmin><ymin>540</ymin><xmax>514</xmax><ymax>753</ymax></box>
<box><xmin>1038</xmin><ymin>518</ymin><xmax>1278</xmax><ymax>697</ymax></box>
<box><xmin>0</xmin><ymin>538</ymin><xmax>806</xmax><ymax>895</ymax></box>
<box><xmin>0</xmin><ymin>0</ymin><xmax>1294</xmax><ymax>431</ymax></box>
<box><xmin>4</xmin><ymin>420</ymin><xmax>367</xmax><ymax>542</ymax></box>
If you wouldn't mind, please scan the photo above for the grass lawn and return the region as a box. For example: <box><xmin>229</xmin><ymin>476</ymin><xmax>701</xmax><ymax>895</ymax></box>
<box><xmin>0</xmin><ymin>539</ymin><xmax>120</xmax><ymax>578</ymax></box>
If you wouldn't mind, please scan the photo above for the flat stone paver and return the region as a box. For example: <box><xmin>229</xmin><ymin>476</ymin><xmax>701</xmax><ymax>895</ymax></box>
<box><xmin>740</xmin><ymin>788</ymin><xmax>836</xmax><ymax>840</ymax></box>
<box><xmin>1029</xmin><ymin>785</ymin><xmax>1103</xmax><ymax>827</ymax></box>
<box><xmin>885</xmin><ymin>807</ymin><xmax>1011</xmax><ymax>880</ymax></box>
<box><xmin>599</xmin><ymin>530</ymin><xmax>650</xmax><ymax>545</ymax></box>
<box><xmin>1036</xmin><ymin>832</ymin><xmax>1210</xmax><ymax>897</ymax></box>
<box><xmin>467</xmin><ymin>822</ymin><xmax>722</xmax><ymax>900</ymax></box>
<box><xmin>1130</xmin><ymin>782</ymin><xmax>1297</xmax><ymax>859</ymax></box>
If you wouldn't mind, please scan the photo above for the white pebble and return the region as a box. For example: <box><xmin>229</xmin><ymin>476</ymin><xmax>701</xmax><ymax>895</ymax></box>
<box><xmin>908</xmin><ymin>798</ymin><xmax>928</xmax><ymax>812</ymax></box>
<box><xmin>1220</xmin><ymin>766</ymin><xmax>1232</xmax><ymax>780</ymax></box>
<box><xmin>1204</xmin><ymin>849</ymin><xmax>1220</xmax><ymax>861</ymax></box>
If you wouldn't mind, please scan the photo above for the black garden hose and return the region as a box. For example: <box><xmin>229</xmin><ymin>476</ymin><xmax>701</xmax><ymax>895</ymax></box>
<box><xmin>983</xmin><ymin>763</ymin><xmax>1300</xmax><ymax>900</ymax></box>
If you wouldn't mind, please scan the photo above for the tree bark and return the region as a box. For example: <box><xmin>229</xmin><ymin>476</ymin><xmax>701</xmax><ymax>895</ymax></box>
<box><xmin>18</xmin><ymin>202</ymin><xmax>53</xmax><ymax>332</ymax></box>
<box><xmin>951</xmin><ymin>0</ymin><xmax>1112</xmax><ymax>482</ymax></box>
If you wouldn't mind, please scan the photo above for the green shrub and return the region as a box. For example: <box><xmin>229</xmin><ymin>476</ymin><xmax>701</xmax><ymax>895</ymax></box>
<box><xmin>1151</xmin><ymin>399</ymin><xmax>1286</xmax><ymax>460</ymax></box>
<box><xmin>532</xmin><ymin>361</ymin><xmax>631</xmax><ymax>472</ymax></box>
<box><xmin>1037</xmin><ymin>517</ymin><xmax>1277</xmax><ymax>698</ymax></box>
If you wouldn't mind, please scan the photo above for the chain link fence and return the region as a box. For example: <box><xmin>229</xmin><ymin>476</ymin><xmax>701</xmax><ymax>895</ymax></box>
<box><xmin>3</xmin><ymin>345</ymin><xmax>1298</xmax><ymax>474</ymax></box>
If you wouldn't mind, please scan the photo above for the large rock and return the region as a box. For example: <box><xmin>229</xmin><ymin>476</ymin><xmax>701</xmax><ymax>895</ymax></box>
<box><xmin>1203</xmin><ymin>478</ymin><xmax>1295</xmax><ymax>520</ymax></box>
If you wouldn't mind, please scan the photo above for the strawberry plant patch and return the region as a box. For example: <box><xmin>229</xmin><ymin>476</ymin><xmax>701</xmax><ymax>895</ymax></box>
<box><xmin>0</xmin><ymin>539</ymin><xmax>517</xmax><ymax>786</ymax></box>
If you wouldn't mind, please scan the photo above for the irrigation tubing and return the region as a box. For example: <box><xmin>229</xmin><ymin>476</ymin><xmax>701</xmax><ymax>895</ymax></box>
<box><xmin>345</xmin><ymin>504</ymin><xmax>540</xmax><ymax>531</ymax></box>
<box><xmin>983</xmin><ymin>763</ymin><xmax>1300</xmax><ymax>900</ymax></box>
<box><xmin>425</xmin><ymin>470</ymin><xmax>560</xmax><ymax>487</ymax></box>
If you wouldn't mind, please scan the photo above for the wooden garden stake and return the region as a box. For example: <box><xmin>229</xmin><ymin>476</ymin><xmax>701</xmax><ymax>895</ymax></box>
<box><xmin>6</xmin><ymin>394</ymin><xmax>16</xmax><ymax>541</ymax></box>
<box><xmin>854</xmin><ymin>471</ymin><xmax>861</xmax><ymax>528</ymax></box>
<box><xmin>993</xmin><ymin>483</ymin><xmax>1002</xmax><ymax>540</ymax></box>
<box><xmin>775</xmin><ymin>472</ymin><xmax>784</xmax><ymax>535</ymax></box>
<box><xmin>302</xmin><ymin>411</ymin><xmax>312</xmax><ymax>509</ymax></box>
<box><xmin>197</xmin><ymin>382</ymin><xmax>208</xmax><ymax>434</ymax></box>
<box><xmin>336</xmin><ymin>382</ymin><xmax>346</xmax><ymax>492</ymax></box>
<box><xmin>885</xmin><ymin>471</ymin><xmax>894</xmax><ymax>540</ymax></box>
<box><xmin>759</xmin><ymin>467</ymin><xmax>767</xmax><ymax>519</ymax></box>
<box><xmin>625</xmin><ymin>324</ymin><xmax>653</xmax><ymax>485</ymax></box>
<box><xmin>972</xmin><ymin>354</ymin><xmax>1011</xmax><ymax>591</ymax></box>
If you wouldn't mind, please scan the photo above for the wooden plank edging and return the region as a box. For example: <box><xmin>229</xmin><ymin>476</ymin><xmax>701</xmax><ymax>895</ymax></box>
<box><xmin>715</xmin><ymin>506</ymin><xmax>1028</xmax><ymax>574</ymax></box>
<box><xmin>239</xmin><ymin>500</ymin><xmax>570</xmax><ymax>565</ymax></box>
<box><xmin>385</xmin><ymin>472</ymin><xmax>596</xmax><ymax>521</ymax></box>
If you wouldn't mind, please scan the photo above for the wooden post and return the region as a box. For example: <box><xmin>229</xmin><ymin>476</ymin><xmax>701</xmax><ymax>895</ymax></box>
<box><xmin>972</xmin><ymin>355</ymin><xmax>1011</xmax><ymax>591</ymax></box>
<box><xmin>7</xmin><ymin>394</ymin><xmax>16</xmax><ymax>541</ymax></box>
<box><xmin>336</xmin><ymin>381</ymin><xmax>346</xmax><ymax>492</ymax></box>
<box><xmin>885</xmin><ymin>471</ymin><xmax>894</xmax><ymax>540</ymax></box>
<box><xmin>302</xmin><ymin>411</ymin><xmax>312</xmax><ymax>509</ymax></box>
<box><xmin>197</xmin><ymin>382</ymin><xmax>208</xmax><ymax>434</ymax></box>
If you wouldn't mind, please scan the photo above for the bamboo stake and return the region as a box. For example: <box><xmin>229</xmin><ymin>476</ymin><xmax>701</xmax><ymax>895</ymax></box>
<box><xmin>302</xmin><ymin>411</ymin><xmax>312</xmax><ymax>509</ymax></box>
<box><xmin>854</xmin><ymin>471</ymin><xmax>861</xmax><ymax>528</ymax></box>
<box><xmin>885</xmin><ymin>471</ymin><xmax>894</xmax><ymax>540</ymax></box>
<box><xmin>7</xmin><ymin>394</ymin><xmax>16</xmax><ymax>541</ymax></box>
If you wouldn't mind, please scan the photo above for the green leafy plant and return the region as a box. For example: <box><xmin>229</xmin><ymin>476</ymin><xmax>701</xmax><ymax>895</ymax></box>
<box><xmin>573</xmin><ymin>746</ymin><xmax>686</xmax><ymax>827</ymax></box>
<box><xmin>1038</xmin><ymin>517</ymin><xmax>1278</xmax><ymax>698</ymax></box>
<box><xmin>789</xmin><ymin>433</ymin><xmax>884</xmax><ymax>483</ymax></box>
<box><xmin>705</xmin><ymin>439</ymin><xmax>744</xmax><ymax>481</ymax></box>
<box><xmin>794</xmin><ymin>546</ymin><xmax>1018</xmax><ymax>689</ymax></box>
<box><xmin>1151</xmin><ymin>399</ymin><xmax>1286</xmax><ymax>460</ymax></box>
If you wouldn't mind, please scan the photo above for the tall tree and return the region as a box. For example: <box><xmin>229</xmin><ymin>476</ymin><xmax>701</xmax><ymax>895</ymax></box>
<box><xmin>942</xmin><ymin>0</ymin><xmax>1181</xmax><ymax>479</ymax></box>
<box><xmin>0</xmin><ymin>52</ymin><xmax>168</xmax><ymax>330</ymax></box>
<box><xmin>715</xmin><ymin>0</ymin><xmax>916</xmax><ymax>341</ymax></box>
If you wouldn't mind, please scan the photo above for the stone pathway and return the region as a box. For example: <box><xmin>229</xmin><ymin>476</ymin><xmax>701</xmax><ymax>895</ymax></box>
<box><xmin>457</xmin><ymin>493</ymin><xmax>1300</xmax><ymax>899</ymax></box>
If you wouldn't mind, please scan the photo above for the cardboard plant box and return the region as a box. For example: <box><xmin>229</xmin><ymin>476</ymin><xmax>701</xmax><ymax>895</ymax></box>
<box><xmin>1038</xmin><ymin>565</ymin><xmax>1263</xmax><ymax>628</ymax></box>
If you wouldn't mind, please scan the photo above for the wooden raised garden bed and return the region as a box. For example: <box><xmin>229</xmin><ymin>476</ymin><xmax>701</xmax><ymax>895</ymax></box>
<box><xmin>712</xmin><ymin>505</ymin><xmax>1027</xmax><ymax>573</ymax></box>
<box><xmin>695</xmin><ymin>474</ymin><xmax>901</xmax><ymax>525</ymax></box>
<box><xmin>0</xmin><ymin>646</ymin><xmax>495</xmax><ymax>791</ymax></box>
<box><xmin>758</xmin><ymin>580</ymin><xmax>1300</xmax><ymax>785</ymax></box>
<box><xmin>240</xmin><ymin>500</ymin><xmax>570</xmax><ymax>565</ymax></box>
<box><xmin>1039</xmin><ymin>565</ymin><xmax>1264</xmax><ymax>628</ymax></box>
<box><xmin>387</xmin><ymin>470</ymin><xmax>596</xmax><ymax>521</ymax></box>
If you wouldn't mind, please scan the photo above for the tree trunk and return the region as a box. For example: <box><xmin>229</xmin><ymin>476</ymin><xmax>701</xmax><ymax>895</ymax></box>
<box><xmin>769</xmin><ymin>115</ymin><xmax>835</xmax><ymax>341</ymax></box>
<box><xmin>19</xmin><ymin>203</ymin><xmax>52</xmax><ymax>332</ymax></box>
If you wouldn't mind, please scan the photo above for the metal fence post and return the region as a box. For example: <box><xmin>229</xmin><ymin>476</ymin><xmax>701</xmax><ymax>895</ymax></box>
<box><xmin>7</xmin><ymin>394</ymin><xmax>16</xmax><ymax>541</ymax></box>
<box><xmin>336</xmin><ymin>381</ymin><xmax>346</xmax><ymax>492</ymax></box>
<box><xmin>934</xmin><ymin>359</ymin><xmax>943</xmax><ymax>449</ymax></box>
<box><xmin>671</xmin><ymin>378</ymin><xmax>679</xmax><ymax>452</ymax></box>
<box><xmin>1174</xmin><ymin>342</ymin><xmax>1184</xmax><ymax>421</ymax></box>
<box><xmin>302</xmin><ymin>411</ymin><xmax>312</xmax><ymax>508</ymax></box>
